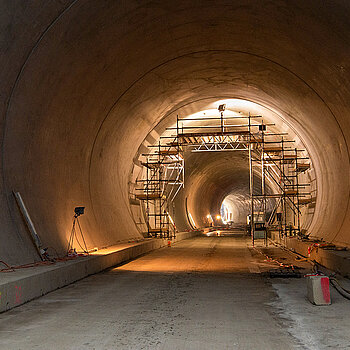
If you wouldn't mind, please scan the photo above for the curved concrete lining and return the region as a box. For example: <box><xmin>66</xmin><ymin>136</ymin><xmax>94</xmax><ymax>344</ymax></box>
<box><xmin>1</xmin><ymin>1</ymin><xmax>350</xmax><ymax>265</ymax></box>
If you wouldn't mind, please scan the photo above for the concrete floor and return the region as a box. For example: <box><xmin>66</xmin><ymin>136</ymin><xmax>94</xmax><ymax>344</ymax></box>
<box><xmin>1</xmin><ymin>233</ymin><xmax>350</xmax><ymax>350</ymax></box>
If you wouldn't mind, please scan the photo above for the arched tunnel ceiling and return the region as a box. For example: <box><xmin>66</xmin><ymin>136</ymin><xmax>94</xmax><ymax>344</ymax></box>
<box><xmin>1</xmin><ymin>1</ymin><xmax>350</xmax><ymax>264</ymax></box>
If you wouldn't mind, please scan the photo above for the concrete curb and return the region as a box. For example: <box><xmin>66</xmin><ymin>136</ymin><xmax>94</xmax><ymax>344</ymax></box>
<box><xmin>270</xmin><ymin>232</ymin><xmax>350</xmax><ymax>277</ymax></box>
<box><xmin>0</xmin><ymin>231</ymin><xmax>201</xmax><ymax>313</ymax></box>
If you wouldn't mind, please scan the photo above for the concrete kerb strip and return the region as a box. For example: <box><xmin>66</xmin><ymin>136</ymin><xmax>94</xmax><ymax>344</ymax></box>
<box><xmin>0</xmin><ymin>231</ymin><xmax>201</xmax><ymax>313</ymax></box>
<box><xmin>270</xmin><ymin>231</ymin><xmax>350</xmax><ymax>277</ymax></box>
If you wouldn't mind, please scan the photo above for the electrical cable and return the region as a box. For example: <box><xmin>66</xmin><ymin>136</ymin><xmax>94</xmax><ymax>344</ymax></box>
<box><xmin>0</xmin><ymin>260</ymin><xmax>15</xmax><ymax>272</ymax></box>
<box><xmin>268</xmin><ymin>238</ymin><xmax>350</xmax><ymax>300</ymax></box>
<box><xmin>0</xmin><ymin>245</ymin><xmax>88</xmax><ymax>273</ymax></box>
<box><xmin>0</xmin><ymin>253</ymin><xmax>88</xmax><ymax>272</ymax></box>
<box><xmin>252</xmin><ymin>246</ymin><xmax>297</xmax><ymax>269</ymax></box>
<box><xmin>268</xmin><ymin>238</ymin><xmax>316</xmax><ymax>266</ymax></box>
<box><xmin>329</xmin><ymin>277</ymin><xmax>350</xmax><ymax>300</ymax></box>
<box><xmin>46</xmin><ymin>246</ymin><xmax>60</xmax><ymax>259</ymax></box>
<box><xmin>1</xmin><ymin>209</ymin><xmax>90</xmax><ymax>273</ymax></box>
<box><xmin>0</xmin><ymin>260</ymin><xmax>55</xmax><ymax>272</ymax></box>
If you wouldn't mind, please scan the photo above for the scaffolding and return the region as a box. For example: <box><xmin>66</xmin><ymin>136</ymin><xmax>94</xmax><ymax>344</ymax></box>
<box><xmin>136</xmin><ymin>105</ymin><xmax>312</xmax><ymax>244</ymax></box>
<box><xmin>135</xmin><ymin>140</ymin><xmax>184</xmax><ymax>238</ymax></box>
<box><xmin>251</xmin><ymin>130</ymin><xmax>311</xmax><ymax>245</ymax></box>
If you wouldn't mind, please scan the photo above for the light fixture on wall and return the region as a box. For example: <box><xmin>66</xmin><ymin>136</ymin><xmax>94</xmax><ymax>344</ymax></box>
<box><xmin>74</xmin><ymin>206</ymin><xmax>85</xmax><ymax>217</ymax></box>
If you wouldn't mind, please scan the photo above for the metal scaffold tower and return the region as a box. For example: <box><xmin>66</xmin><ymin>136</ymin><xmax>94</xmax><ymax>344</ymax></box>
<box><xmin>136</xmin><ymin>104</ymin><xmax>312</xmax><ymax>244</ymax></box>
<box><xmin>250</xmin><ymin>127</ymin><xmax>311</xmax><ymax>245</ymax></box>
<box><xmin>135</xmin><ymin>140</ymin><xmax>184</xmax><ymax>238</ymax></box>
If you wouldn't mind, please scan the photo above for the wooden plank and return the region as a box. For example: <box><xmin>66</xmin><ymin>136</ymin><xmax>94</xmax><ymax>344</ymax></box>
<box><xmin>297</xmin><ymin>163</ymin><xmax>310</xmax><ymax>172</ymax></box>
<box><xmin>285</xmin><ymin>190</ymin><xmax>298</xmax><ymax>196</ymax></box>
<box><xmin>264</xmin><ymin>147</ymin><xmax>282</xmax><ymax>152</ymax></box>
<box><xmin>299</xmin><ymin>198</ymin><xmax>312</xmax><ymax>205</ymax></box>
<box><xmin>159</xmin><ymin>150</ymin><xmax>179</xmax><ymax>156</ymax></box>
<box><xmin>149</xmin><ymin>228</ymin><xmax>169</xmax><ymax>233</ymax></box>
<box><xmin>135</xmin><ymin>193</ymin><xmax>163</xmax><ymax>200</ymax></box>
<box><xmin>284</xmin><ymin>154</ymin><xmax>298</xmax><ymax>159</ymax></box>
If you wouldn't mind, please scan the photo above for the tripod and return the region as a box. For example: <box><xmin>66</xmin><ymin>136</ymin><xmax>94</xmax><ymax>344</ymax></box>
<box><xmin>67</xmin><ymin>214</ymin><xmax>88</xmax><ymax>255</ymax></box>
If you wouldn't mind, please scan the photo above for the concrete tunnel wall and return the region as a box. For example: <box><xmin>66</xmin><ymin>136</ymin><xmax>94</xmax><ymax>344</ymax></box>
<box><xmin>0</xmin><ymin>0</ymin><xmax>350</xmax><ymax>265</ymax></box>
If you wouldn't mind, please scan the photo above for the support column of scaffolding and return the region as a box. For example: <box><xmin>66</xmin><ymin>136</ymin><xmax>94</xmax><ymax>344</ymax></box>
<box><xmin>135</xmin><ymin>135</ymin><xmax>184</xmax><ymax>239</ymax></box>
<box><xmin>260</xmin><ymin>122</ymin><xmax>267</xmax><ymax>246</ymax></box>
<box><xmin>248</xmin><ymin>113</ymin><xmax>255</xmax><ymax>246</ymax></box>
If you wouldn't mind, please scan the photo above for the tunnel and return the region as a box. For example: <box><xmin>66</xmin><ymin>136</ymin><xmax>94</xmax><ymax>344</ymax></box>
<box><xmin>1</xmin><ymin>0</ymin><xmax>349</xmax><ymax>264</ymax></box>
<box><xmin>1</xmin><ymin>1</ymin><xmax>350</xmax><ymax>349</ymax></box>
